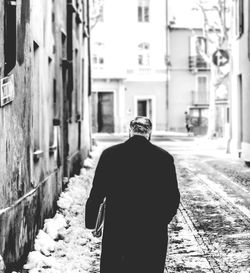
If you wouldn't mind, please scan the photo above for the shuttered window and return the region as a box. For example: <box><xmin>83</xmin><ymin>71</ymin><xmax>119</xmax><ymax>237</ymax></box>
<box><xmin>138</xmin><ymin>0</ymin><xmax>149</xmax><ymax>22</ymax></box>
<box><xmin>4</xmin><ymin>0</ymin><xmax>16</xmax><ymax>75</ymax></box>
<box><xmin>197</xmin><ymin>76</ymin><xmax>207</xmax><ymax>93</ymax></box>
<box><xmin>235</xmin><ymin>0</ymin><xmax>244</xmax><ymax>38</ymax></box>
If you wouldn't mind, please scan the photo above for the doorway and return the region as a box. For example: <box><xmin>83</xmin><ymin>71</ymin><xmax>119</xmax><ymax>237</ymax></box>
<box><xmin>92</xmin><ymin>92</ymin><xmax>114</xmax><ymax>133</ymax></box>
<box><xmin>137</xmin><ymin>99</ymin><xmax>152</xmax><ymax>120</ymax></box>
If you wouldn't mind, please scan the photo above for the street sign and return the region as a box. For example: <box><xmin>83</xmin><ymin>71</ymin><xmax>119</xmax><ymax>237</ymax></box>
<box><xmin>212</xmin><ymin>49</ymin><xmax>229</xmax><ymax>67</ymax></box>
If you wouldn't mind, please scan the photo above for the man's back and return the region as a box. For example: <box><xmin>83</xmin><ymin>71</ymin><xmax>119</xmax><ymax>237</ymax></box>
<box><xmin>103</xmin><ymin>136</ymin><xmax>178</xmax><ymax>227</ymax></box>
<box><xmin>85</xmin><ymin>135</ymin><xmax>180</xmax><ymax>273</ymax></box>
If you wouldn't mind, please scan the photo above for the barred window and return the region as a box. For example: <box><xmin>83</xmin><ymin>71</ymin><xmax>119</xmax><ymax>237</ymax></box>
<box><xmin>138</xmin><ymin>0</ymin><xmax>149</xmax><ymax>22</ymax></box>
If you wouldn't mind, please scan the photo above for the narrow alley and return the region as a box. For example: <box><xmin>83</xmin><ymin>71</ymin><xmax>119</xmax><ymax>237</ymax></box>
<box><xmin>2</xmin><ymin>1</ymin><xmax>250</xmax><ymax>272</ymax></box>
<box><xmin>18</xmin><ymin>135</ymin><xmax>250</xmax><ymax>273</ymax></box>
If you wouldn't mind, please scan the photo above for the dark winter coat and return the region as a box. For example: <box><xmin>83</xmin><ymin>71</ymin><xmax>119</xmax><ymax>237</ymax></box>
<box><xmin>85</xmin><ymin>135</ymin><xmax>180</xmax><ymax>273</ymax></box>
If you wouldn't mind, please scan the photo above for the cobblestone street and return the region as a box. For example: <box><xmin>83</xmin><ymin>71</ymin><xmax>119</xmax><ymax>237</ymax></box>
<box><xmin>167</xmin><ymin>157</ymin><xmax>250</xmax><ymax>273</ymax></box>
<box><xmin>19</xmin><ymin>136</ymin><xmax>250</xmax><ymax>273</ymax></box>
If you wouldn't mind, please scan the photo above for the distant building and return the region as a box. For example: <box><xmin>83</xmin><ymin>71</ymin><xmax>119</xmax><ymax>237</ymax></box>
<box><xmin>91</xmin><ymin>0</ymin><xmax>214</xmax><ymax>135</ymax></box>
<box><xmin>168</xmin><ymin>25</ymin><xmax>211</xmax><ymax>135</ymax></box>
<box><xmin>0</xmin><ymin>0</ymin><xmax>91</xmax><ymax>270</ymax></box>
<box><xmin>91</xmin><ymin>0</ymin><xmax>168</xmax><ymax>133</ymax></box>
<box><xmin>230</xmin><ymin>0</ymin><xmax>250</xmax><ymax>162</ymax></box>
<box><xmin>168</xmin><ymin>0</ymin><xmax>231</xmax><ymax>137</ymax></box>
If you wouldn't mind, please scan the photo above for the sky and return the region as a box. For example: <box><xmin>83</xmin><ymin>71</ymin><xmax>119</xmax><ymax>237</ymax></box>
<box><xmin>168</xmin><ymin>0</ymin><xmax>204</xmax><ymax>28</ymax></box>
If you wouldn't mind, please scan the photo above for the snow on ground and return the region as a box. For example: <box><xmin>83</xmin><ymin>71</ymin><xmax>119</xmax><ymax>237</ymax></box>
<box><xmin>16</xmin><ymin>145</ymin><xmax>103</xmax><ymax>273</ymax></box>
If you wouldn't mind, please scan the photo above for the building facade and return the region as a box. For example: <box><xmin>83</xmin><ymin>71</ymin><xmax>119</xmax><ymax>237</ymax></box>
<box><xmin>91</xmin><ymin>0</ymin><xmax>214</xmax><ymax>135</ymax></box>
<box><xmin>91</xmin><ymin>0</ymin><xmax>168</xmax><ymax>133</ymax></box>
<box><xmin>230</xmin><ymin>0</ymin><xmax>250</xmax><ymax>161</ymax></box>
<box><xmin>168</xmin><ymin>26</ymin><xmax>211</xmax><ymax>134</ymax></box>
<box><xmin>0</xmin><ymin>0</ymin><xmax>91</xmax><ymax>270</ymax></box>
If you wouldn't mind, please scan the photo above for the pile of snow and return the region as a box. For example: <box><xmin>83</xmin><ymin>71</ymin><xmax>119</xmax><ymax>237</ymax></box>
<box><xmin>83</xmin><ymin>157</ymin><xmax>94</xmax><ymax>169</ymax></box>
<box><xmin>0</xmin><ymin>255</ymin><xmax>5</xmax><ymax>273</ymax></box>
<box><xmin>23</xmin><ymin>251</ymin><xmax>58</xmax><ymax>271</ymax></box>
<box><xmin>43</xmin><ymin>213</ymin><xmax>67</xmax><ymax>240</ymax></box>
<box><xmin>21</xmin><ymin>145</ymin><xmax>103</xmax><ymax>273</ymax></box>
<box><xmin>34</xmin><ymin>230</ymin><xmax>56</xmax><ymax>256</ymax></box>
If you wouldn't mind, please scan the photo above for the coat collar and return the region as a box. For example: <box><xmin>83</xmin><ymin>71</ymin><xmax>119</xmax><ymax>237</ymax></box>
<box><xmin>126</xmin><ymin>135</ymin><xmax>150</xmax><ymax>144</ymax></box>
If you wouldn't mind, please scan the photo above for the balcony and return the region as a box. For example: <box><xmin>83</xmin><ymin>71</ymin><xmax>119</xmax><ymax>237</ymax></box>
<box><xmin>189</xmin><ymin>55</ymin><xmax>210</xmax><ymax>72</ymax></box>
<box><xmin>191</xmin><ymin>90</ymin><xmax>209</xmax><ymax>105</ymax></box>
<box><xmin>92</xmin><ymin>65</ymin><xmax>127</xmax><ymax>79</ymax></box>
<box><xmin>126</xmin><ymin>68</ymin><xmax>167</xmax><ymax>74</ymax></box>
<box><xmin>125</xmin><ymin>67</ymin><xmax>167</xmax><ymax>81</ymax></box>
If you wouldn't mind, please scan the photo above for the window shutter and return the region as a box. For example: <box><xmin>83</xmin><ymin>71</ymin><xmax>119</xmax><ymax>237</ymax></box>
<box><xmin>145</xmin><ymin>6</ymin><xmax>149</xmax><ymax>22</ymax></box>
<box><xmin>4</xmin><ymin>0</ymin><xmax>16</xmax><ymax>75</ymax></box>
<box><xmin>138</xmin><ymin>6</ymin><xmax>142</xmax><ymax>22</ymax></box>
<box><xmin>239</xmin><ymin>0</ymin><xmax>244</xmax><ymax>35</ymax></box>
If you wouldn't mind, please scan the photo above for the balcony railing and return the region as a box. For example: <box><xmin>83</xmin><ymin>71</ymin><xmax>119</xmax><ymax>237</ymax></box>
<box><xmin>191</xmin><ymin>90</ymin><xmax>209</xmax><ymax>105</ymax></box>
<box><xmin>189</xmin><ymin>55</ymin><xmax>210</xmax><ymax>72</ymax></box>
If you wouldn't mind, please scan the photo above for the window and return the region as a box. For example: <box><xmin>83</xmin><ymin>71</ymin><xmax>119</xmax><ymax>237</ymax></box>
<box><xmin>196</xmin><ymin>36</ymin><xmax>207</xmax><ymax>55</ymax></box>
<box><xmin>138</xmin><ymin>43</ymin><xmax>150</xmax><ymax>66</ymax></box>
<box><xmin>92</xmin><ymin>42</ymin><xmax>104</xmax><ymax>65</ymax></box>
<box><xmin>189</xmin><ymin>35</ymin><xmax>208</xmax><ymax>71</ymax></box>
<box><xmin>235</xmin><ymin>0</ymin><xmax>244</xmax><ymax>38</ymax></box>
<box><xmin>197</xmin><ymin>76</ymin><xmax>207</xmax><ymax>93</ymax></box>
<box><xmin>138</xmin><ymin>0</ymin><xmax>149</xmax><ymax>22</ymax></box>
<box><xmin>190</xmin><ymin>35</ymin><xmax>207</xmax><ymax>56</ymax></box>
<box><xmin>4</xmin><ymin>0</ymin><xmax>16</xmax><ymax>75</ymax></box>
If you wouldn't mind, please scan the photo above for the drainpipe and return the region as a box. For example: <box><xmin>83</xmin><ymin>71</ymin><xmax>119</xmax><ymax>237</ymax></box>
<box><xmin>166</xmin><ymin>0</ymin><xmax>169</xmax><ymax>131</ymax></box>
<box><xmin>86</xmin><ymin>0</ymin><xmax>93</xmax><ymax>148</ymax></box>
<box><xmin>87</xmin><ymin>0</ymin><xmax>91</xmax><ymax>97</ymax></box>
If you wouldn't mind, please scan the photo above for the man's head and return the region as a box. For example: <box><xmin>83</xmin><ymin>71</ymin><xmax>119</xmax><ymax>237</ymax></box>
<box><xmin>129</xmin><ymin>116</ymin><xmax>152</xmax><ymax>140</ymax></box>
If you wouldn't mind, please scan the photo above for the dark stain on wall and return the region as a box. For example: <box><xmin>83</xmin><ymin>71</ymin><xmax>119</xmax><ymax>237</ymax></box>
<box><xmin>6</xmin><ymin>140</ymin><xmax>9</xmax><ymax>162</ymax></box>
<box><xmin>17</xmin><ymin>0</ymin><xmax>30</xmax><ymax>66</ymax></box>
<box><xmin>0</xmin><ymin>0</ymin><xmax>91</xmax><ymax>268</ymax></box>
<box><xmin>1</xmin><ymin>172</ymin><xmax>58</xmax><ymax>272</ymax></box>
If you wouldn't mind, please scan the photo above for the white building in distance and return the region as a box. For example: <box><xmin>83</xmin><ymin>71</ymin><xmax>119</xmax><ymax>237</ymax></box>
<box><xmin>91</xmin><ymin>0</ymin><xmax>212</xmax><ymax>135</ymax></box>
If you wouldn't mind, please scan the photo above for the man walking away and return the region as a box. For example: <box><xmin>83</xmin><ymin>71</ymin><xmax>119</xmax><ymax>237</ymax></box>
<box><xmin>85</xmin><ymin>116</ymin><xmax>180</xmax><ymax>273</ymax></box>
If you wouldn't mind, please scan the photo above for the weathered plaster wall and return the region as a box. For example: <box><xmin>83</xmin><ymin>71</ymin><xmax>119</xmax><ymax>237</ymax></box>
<box><xmin>0</xmin><ymin>172</ymin><xmax>59</xmax><ymax>270</ymax></box>
<box><xmin>0</xmin><ymin>0</ymin><xmax>91</xmax><ymax>269</ymax></box>
<box><xmin>0</xmin><ymin>0</ymin><xmax>32</xmax><ymax>209</ymax></box>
